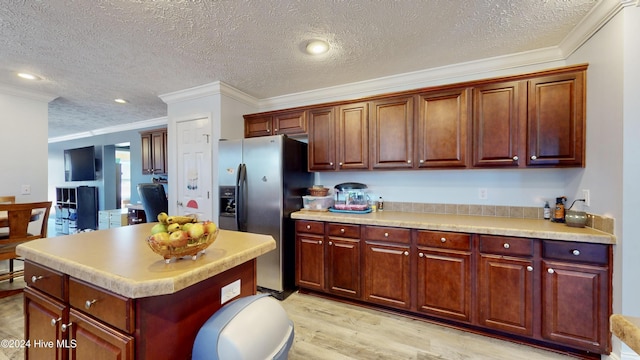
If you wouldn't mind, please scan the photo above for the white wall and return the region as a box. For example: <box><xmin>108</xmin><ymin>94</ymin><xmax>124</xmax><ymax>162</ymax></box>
<box><xmin>0</xmin><ymin>92</ymin><xmax>50</xmax><ymax>201</ymax></box>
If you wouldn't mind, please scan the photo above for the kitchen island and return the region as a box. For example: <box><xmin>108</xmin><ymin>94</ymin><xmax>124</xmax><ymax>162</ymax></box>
<box><xmin>16</xmin><ymin>223</ymin><xmax>275</xmax><ymax>360</ymax></box>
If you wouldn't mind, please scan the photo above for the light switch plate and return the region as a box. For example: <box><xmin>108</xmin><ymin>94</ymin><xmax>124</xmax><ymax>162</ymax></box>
<box><xmin>21</xmin><ymin>184</ymin><xmax>31</xmax><ymax>195</ymax></box>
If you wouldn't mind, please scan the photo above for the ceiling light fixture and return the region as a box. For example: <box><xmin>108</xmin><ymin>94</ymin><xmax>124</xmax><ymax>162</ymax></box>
<box><xmin>114</xmin><ymin>98</ymin><xmax>128</xmax><ymax>104</ymax></box>
<box><xmin>17</xmin><ymin>72</ymin><xmax>41</xmax><ymax>80</ymax></box>
<box><xmin>306</xmin><ymin>40</ymin><xmax>329</xmax><ymax>55</ymax></box>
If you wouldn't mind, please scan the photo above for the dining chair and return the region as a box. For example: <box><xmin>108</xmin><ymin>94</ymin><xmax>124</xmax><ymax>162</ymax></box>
<box><xmin>0</xmin><ymin>196</ymin><xmax>15</xmax><ymax>204</ymax></box>
<box><xmin>0</xmin><ymin>201</ymin><xmax>52</xmax><ymax>283</ymax></box>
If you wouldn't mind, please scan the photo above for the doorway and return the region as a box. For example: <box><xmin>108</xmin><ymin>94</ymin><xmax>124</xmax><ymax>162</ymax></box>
<box><xmin>115</xmin><ymin>143</ymin><xmax>131</xmax><ymax>208</ymax></box>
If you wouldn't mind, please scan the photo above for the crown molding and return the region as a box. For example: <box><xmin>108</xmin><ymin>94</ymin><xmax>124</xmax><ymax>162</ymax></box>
<box><xmin>48</xmin><ymin>116</ymin><xmax>167</xmax><ymax>143</ymax></box>
<box><xmin>0</xmin><ymin>85</ymin><xmax>58</xmax><ymax>103</ymax></box>
<box><xmin>159</xmin><ymin>81</ymin><xmax>258</xmax><ymax>107</ymax></box>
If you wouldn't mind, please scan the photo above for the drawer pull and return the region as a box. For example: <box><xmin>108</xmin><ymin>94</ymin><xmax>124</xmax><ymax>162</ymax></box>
<box><xmin>440</xmin><ymin>237</ymin><xmax>446</xmax><ymax>243</ymax></box>
<box><xmin>419</xmin><ymin>252</ymin><xmax>424</xmax><ymax>258</ymax></box>
<box><xmin>318</xmin><ymin>240</ymin><xmax>322</xmax><ymax>245</ymax></box>
<box><xmin>329</xmin><ymin>241</ymin><xmax>333</xmax><ymax>246</ymax></box>
<box><xmin>531</xmin><ymin>155</ymin><xmax>537</xmax><ymax>160</ymax></box>
<box><xmin>51</xmin><ymin>317</ymin><xmax>62</xmax><ymax>327</ymax></box>
<box><xmin>85</xmin><ymin>299</ymin><xmax>97</xmax><ymax>309</ymax></box>
<box><xmin>572</xmin><ymin>249</ymin><xmax>581</xmax><ymax>256</ymax></box>
<box><xmin>527</xmin><ymin>266</ymin><xmax>533</xmax><ymax>272</ymax></box>
<box><xmin>31</xmin><ymin>275</ymin><xmax>44</xmax><ymax>283</ymax></box>
<box><xmin>306</xmin><ymin>225</ymin><xmax>311</xmax><ymax>230</ymax></box>
<box><xmin>61</xmin><ymin>323</ymin><xmax>72</xmax><ymax>332</ymax></box>
<box><xmin>384</xmin><ymin>232</ymin><xmax>389</xmax><ymax>237</ymax></box>
<box><xmin>548</xmin><ymin>268</ymin><xmax>555</xmax><ymax>274</ymax></box>
<box><xmin>340</xmin><ymin>228</ymin><xmax>345</xmax><ymax>233</ymax></box>
<box><xmin>512</xmin><ymin>155</ymin><xmax>519</xmax><ymax>161</ymax></box>
<box><xmin>503</xmin><ymin>243</ymin><xmax>510</xmax><ymax>249</ymax></box>
<box><xmin>403</xmin><ymin>251</ymin><xmax>409</xmax><ymax>256</ymax></box>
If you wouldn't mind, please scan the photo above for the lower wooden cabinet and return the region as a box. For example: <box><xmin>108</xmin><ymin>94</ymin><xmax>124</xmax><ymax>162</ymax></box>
<box><xmin>294</xmin><ymin>220</ymin><xmax>612</xmax><ymax>356</ymax></box>
<box><xmin>24</xmin><ymin>287</ymin><xmax>67</xmax><ymax>360</ymax></box>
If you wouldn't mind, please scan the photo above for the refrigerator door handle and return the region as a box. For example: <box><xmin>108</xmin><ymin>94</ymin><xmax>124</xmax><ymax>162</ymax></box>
<box><xmin>237</xmin><ymin>163</ymin><xmax>247</xmax><ymax>231</ymax></box>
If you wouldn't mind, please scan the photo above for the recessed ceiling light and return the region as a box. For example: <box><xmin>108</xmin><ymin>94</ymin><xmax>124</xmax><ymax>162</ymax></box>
<box><xmin>114</xmin><ymin>98</ymin><xmax>128</xmax><ymax>104</ymax></box>
<box><xmin>17</xmin><ymin>72</ymin><xmax>41</xmax><ymax>80</ymax></box>
<box><xmin>306</xmin><ymin>40</ymin><xmax>329</xmax><ymax>55</ymax></box>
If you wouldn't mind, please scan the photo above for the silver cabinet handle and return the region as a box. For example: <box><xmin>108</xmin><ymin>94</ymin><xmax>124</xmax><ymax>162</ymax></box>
<box><xmin>31</xmin><ymin>275</ymin><xmax>44</xmax><ymax>283</ymax></box>
<box><xmin>340</xmin><ymin>228</ymin><xmax>345</xmax><ymax>233</ymax></box>
<box><xmin>503</xmin><ymin>243</ymin><xmax>510</xmax><ymax>249</ymax></box>
<box><xmin>403</xmin><ymin>251</ymin><xmax>409</xmax><ymax>256</ymax></box>
<box><xmin>440</xmin><ymin>237</ymin><xmax>446</xmax><ymax>243</ymax></box>
<box><xmin>85</xmin><ymin>299</ymin><xmax>97</xmax><ymax>309</ymax></box>
<box><xmin>548</xmin><ymin>268</ymin><xmax>555</xmax><ymax>274</ymax></box>
<box><xmin>318</xmin><ymin>240</ymin><xmax>322</xmax><ymax>245</ymax></box>
<box><xmin>419</xmin><ymin>159</ymin><xmax>424</xmax><ymax>163</ymax></box>
<box><xmin>527</xmin><ymin>266</ymin><xmax>533</xmax><ymax>272</ymax></box>
<box><xmin>51</xmin><ymin>317</ymin><xmax>62</xmax><ymax>327</ymax></box>
<box><xmin>328</xmin><ymin>241</ymin><xmax>333</xmax><ymax>246</ymax></box>
<box><xmin>407</xmin><ymin>160</ymin><xmax>412</xmax><ymax>164</ymax></box>
<box><xmin>329</xmin><ymin>162</ymin><xmax>333</xmax><ymax>166</ymax></box>
<box><xmin>531</xmin><ymin>155</ymin><xmax>537</xmax><ymax>160</ymax></box>
<box><xmin>513</xmin><ymin>156</ymin><xmax>519</xmax><ymax>161</ymax></box>
<box><xmin>384</xmin><ymin>232</ymin><xmax>389</xmax><ymax>237</ymax></box>
<box><xmin>306</xmin><ymin>225</ymin><xmax>311</xmax><ymax>230</ymax></box>
<box><xmin>339</xmin><ymin>162</ymin><xmax>343</xmax><ymax>166</ymax></box>
<box><xmin>572</xmin><ymin>249</ymin><xmax>581</xmax><ymax>256</ymax></box>
<box><xmin>419</xmin><ymin>253</ymin><xmax>424</xmax><ymax>257</ymax></box>
<box><xmin>274</xmin><ymin>128</ymin><xmax>278</xmax><ymax>133</ymax></box>
<box><xmin>266</xmin><ymin>129</ymin><xmax>270</xmax><ymax>133</ymax></box>
<box><xmin>61</xmin><ymin>323</ymin><xmax>73</xmax><ymax>332</ymax></box>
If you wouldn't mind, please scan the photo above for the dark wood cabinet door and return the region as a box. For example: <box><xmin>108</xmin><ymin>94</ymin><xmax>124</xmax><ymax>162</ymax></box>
<box><xmin>527</xmin><ymin>71</ymin><xmax>585</xmax><ymax>167</ymax></box>
<box><xmin>24</xmin><ymin>287</ymin><xmax>68</xmax><ymax>360</ymax></box>
<box><xmin>274</xmin><ymin>110</ymin><xmax>306</xmax><ymax>136</ymax></box>
<box><xmin>472</xmin><ymin>81</ymin><xmax>526</xmax><ymax>167</ymax></box>
<box><xmin>416</xmin><ymin>89</ymin><xmax>470</xmax><ymax>168</ymax></box>
<box><xmin>327</xmin><ymin>237</ymin><xmax>361</xmax><ymax>298</ymax></box>
<box><xmin>140</xmin><ymin>133</ymin><xmax>152</xmax><ymax>174</ymax></box>
<box><xmin>68</xmin><ymin>308</ymin><xmax>134</xmax><ymax>360</ymax></box>
<box><xmin>296</xmin><ymin>233</ymin><xmax>325</xmax><ymax>290</ymax></box>
<box><xmin>244</xmin><ymin>115</ymin><xmax>272</xmax><ymax>137</ymax></box>
<box><xmin>416</xmin><ymin>247</ymin><xmax>472</xmax><ymax>323</ymax></box>
<box><xmin>370</xmin><ymin>96</ymin><xmax>414</xmax><ymax>169</ymax></box>
<box><xmin>307</xmin><ymin>107</ymin><xmax>337</xmax><ymax>171</ymax></box>
<box><xmin>477</xmin><ymin>254</ymin><xmax>534</xmax><ymax>336</ymax></box>
<box><xmin>541</xmin><ymin>260</ymin><xmax>610</xmax><ymax>353</ymax></box>
<box><xmin>363</xmin><ymin>241</ymin><xmax>411</xmax><ymax>309</ymax></box>
<box><xmin>337</xmin><ymin>102</ymin><xmax>369</xmax><ymax>170</ymax></box>
<box><xmin>150</xmin><ymin>130</ymin><xmax>166</xmax><ymax>175</ymax></box>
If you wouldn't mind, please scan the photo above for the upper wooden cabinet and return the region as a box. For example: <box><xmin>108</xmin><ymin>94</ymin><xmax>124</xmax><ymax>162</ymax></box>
<box><xmin>370</xmin><ymin>96</ymin><xmax>414</xmax><ymax>169</ymax></box>
<box><xmin>140</xmin><ymin>128</ymin><xmax>167</xmax><ymax>175</ymax></box>
<box><xmin>415</xmin><ymin>89</ymin><xmax>470</xmax><ymax>168</ymax></box>
<box><xmin>307</xmin><ymin>107</ymin><xmax>336</xmax><ymax>171</ymax></box>
<box><xmin>244</xmin><ymin>110</ymin><xmax>306</xmax><ymax>137</ymax></box>
<box><xmin>337</xmin><ymin>102</ymin><xmax>369</xmax><ymax>170</ymax></box>
<box><xmin>527</xmin><ymin>71</ymin><xmax>585</xmax><ymax>167</ymax></box>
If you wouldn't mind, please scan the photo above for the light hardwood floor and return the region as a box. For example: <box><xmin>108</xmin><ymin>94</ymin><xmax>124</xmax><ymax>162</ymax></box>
<box><xmin>0</xmin><ymin>278</ymin><xmax>577</xmax><ymax>360</ymax></box>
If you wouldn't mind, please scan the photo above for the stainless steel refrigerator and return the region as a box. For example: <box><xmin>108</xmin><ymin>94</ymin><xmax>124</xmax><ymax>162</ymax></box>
<box><xmin>218</xmin><ymin>135</ymin><xmax>312</xmax><ymax>299</ymax></box>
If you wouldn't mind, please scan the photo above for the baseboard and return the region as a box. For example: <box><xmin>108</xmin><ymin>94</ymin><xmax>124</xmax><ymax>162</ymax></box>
<box><xmin>622</xmin><ymin>349</ymin><xmax>640</xmax><ymax>360</ymax></box>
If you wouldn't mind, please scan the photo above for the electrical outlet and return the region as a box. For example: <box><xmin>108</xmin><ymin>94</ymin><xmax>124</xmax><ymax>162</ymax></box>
<box><xmin>582</xmin><ymin>189</ymin><xmax>591</xmax><ymax>207</ymax></box>
<box><xmin>221</xmin><ymin>279</ymin><xmax>241</xmax><ymax>304</ymax></box>
<box><xmin>478</xmin><ymin>188</ymin><xmax>488</xmax><ymax>200</ymax></box>
<box><xmin>21</xmin><ymin>184</ymin><xmax>31</xmax><ymax>195</ymax></box>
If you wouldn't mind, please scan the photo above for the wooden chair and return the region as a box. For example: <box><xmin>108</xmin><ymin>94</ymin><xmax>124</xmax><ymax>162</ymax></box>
<box><xmin>0</xmin><ymin>201</ymin><xmax>51</xmax><ymax>283</ymax></box>
<box><xmin>0</xmin><ymin>196</ymin><xmax>15</xmax><ymax>204</ymax></box>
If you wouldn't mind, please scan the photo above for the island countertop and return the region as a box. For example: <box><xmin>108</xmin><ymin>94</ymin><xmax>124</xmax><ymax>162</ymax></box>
<box><xmin>16</xmin><ymin>223</ymin><xmax>276</xmax><ymax>298</ymax></box>
<box><xmin>291</xmin><ymin>210</ymin><xmax>615</xmax><ymax>244</ymax></box>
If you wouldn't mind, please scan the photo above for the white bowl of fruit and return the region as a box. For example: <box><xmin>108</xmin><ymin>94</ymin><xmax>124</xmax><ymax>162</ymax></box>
<box><xmin>146</xmin><ymin>212</ymin><xmax>219</xmax><ymax>263</ymax></box>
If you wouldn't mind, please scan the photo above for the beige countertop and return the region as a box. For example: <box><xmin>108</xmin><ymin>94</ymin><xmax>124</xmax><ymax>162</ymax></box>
<box><xmin>291</xmin><ymin>210</ymin><xmax>615</xmax><ymax>244</ymax></box>
<box><xmin>16</xmin><ymin>223</ymin><xmax>276</xmax><ymax>299</ymax></box>
<box><xmin>611</xmin><ymin>315</ymin><xmax>640</xmax><ymax>355</ymax></box>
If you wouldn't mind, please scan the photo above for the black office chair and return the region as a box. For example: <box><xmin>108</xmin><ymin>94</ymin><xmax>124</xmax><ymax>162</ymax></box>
<box><xmin>137</xmin><ymin>183</ymin><xmax>168</xmax><ymax>223</ymax></box>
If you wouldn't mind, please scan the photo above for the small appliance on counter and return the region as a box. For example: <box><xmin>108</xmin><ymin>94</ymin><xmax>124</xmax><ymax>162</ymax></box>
<box><xmin>330</xmin><ymin>182</ymin><xmax>371</xmax><ymax>213</ymax></box>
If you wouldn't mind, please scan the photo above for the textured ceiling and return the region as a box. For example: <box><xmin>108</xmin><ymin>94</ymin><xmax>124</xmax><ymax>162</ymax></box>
<box><xmin>0</xmin><ymin>0</ymin><xmax>599</xmax><ymax>138</ymax></box>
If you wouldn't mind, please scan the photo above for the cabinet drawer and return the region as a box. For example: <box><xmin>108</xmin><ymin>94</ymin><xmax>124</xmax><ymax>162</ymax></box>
<box><xmin>69</xmin><ymin>278</ymin><xmax>134</xmax><ymax>334</ymax></box>
<box><xmin>24</xmin><ymin>261</ymin><xmax>67</xmax><ymax>301</ymax></box>
<box><xmin>296</xmin><ymin>220</ymin><xmax>325</xmax><ymax>235</ymax></box>
<box><xmin>543</xmin><ymin>240</ymin><xmax>609</xmax><ymax>265</ymax></box>
<box><xmin>479</xmin><ymin>235</ymin><xmax>533</xmax><ymax>257</ymax></box>
<box><xmin>327</xmin><ymin>223</ymin><xmax>360</xmax><ymax>238</ymax></box>
<box><xmin>416</xmin><ymin>230</ymin><xmax>471</xmax><ymax>250</ymax></box>
<box><xmin>364</xmin><ymin>226</ymin><xmax>410</xmax><ymax>244</ymax></box>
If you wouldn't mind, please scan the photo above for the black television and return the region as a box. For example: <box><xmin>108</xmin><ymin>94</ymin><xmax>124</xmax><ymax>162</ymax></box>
<box><xmin>64</xmin><ymin>146</ymin><xmax>96</xmax><ymax>181</ymax></box>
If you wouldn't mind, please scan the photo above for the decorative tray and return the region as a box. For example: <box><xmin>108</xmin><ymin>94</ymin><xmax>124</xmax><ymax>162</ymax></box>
<box><xmin>328</xmin><ymin>207</ymin><xmax>372</xmax><ymax>214</ymax></box>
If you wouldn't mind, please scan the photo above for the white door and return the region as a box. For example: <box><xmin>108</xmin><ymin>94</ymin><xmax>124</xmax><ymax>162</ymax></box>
<box><xmin>176</xmin><ymin>117</ymin><xmax>212</xmax><ymax>221</ymax></box>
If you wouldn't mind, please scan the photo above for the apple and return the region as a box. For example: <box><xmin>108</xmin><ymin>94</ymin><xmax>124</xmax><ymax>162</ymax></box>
<box><xmin>188</xmin><ymin>223</ymin><xmax>205</xmax><ymax>239</ymax></box>
<box><xmin>169</xmin><ymin>230</ymin><xmax>188</xmax><ymax>247</ymax></box>
<box><xmin>182</xmin><ymin>222</ymin><xmax>194</xmax><ymax>233</ymax></box>
<box><xmin>203</xmin><ymin>221</ymin><xmax>217</xmax><ymax>235</ymax></box>
<box><xmin>151</xmin><ymin>232</ymin><xmax>170</xmax><ymax>245</ymax></box>
<box><xmin>150</xmin><ymin>223</ymin><xmax>167</xmax><ymax>235</ymax></box>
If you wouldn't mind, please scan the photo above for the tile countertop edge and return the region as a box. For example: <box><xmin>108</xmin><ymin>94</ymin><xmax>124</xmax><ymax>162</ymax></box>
<box><xmin>291</xmin><ymin>211</ymin><xmax>615</xmax><ymax>244</ymax></box>
<box><xmin>611</xmin><ymin>315</ymin><xmax>640</xmax><ymax>355</ymax></box>
<box><xmin>16</xmin><ymin>239</ymin><xmax>276</xmax><ymax>299</ymax></box>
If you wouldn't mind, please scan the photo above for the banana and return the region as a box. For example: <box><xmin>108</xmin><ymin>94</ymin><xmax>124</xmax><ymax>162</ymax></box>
<box><xmin>157</xmin><ymin>212</ymin><xmax>169</xmax><ymax>224</ymax></box>
<box><xmin>167</xmin><ymin>223</ymin><xmax>182</xmax><ymax>233</ymax></box>
<box><xmin>166</xmin><ymin>215</ymin><xmax>197</xmax><ymax>225</ymax></box>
